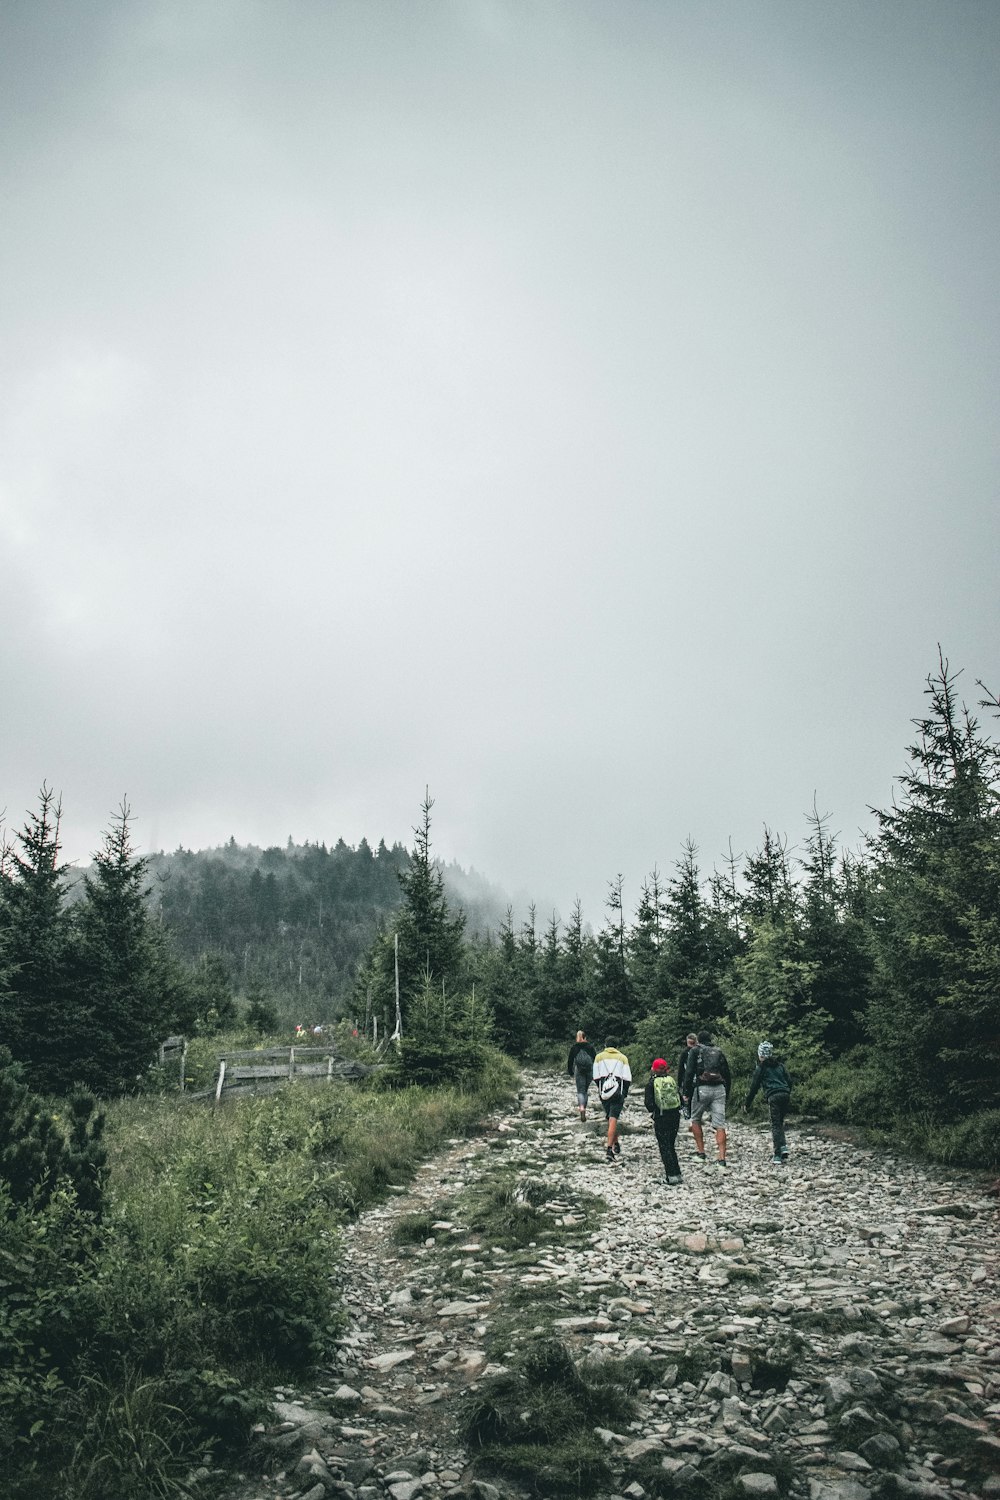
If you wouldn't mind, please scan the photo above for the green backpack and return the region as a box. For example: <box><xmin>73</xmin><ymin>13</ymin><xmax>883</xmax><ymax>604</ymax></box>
<box><xmin>653</xmin><ymin>1075</ymin><xmax>681</xmax><ymax>1112</ymax></box>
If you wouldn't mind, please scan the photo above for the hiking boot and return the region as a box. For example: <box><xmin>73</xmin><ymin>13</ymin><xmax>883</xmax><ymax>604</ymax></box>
<box><xmin>780</xmin><ymin>1147</ymin><xmax>790</xmax><ymax>1158</ymax></box>
<box><xmin>605</xmin><ymin>1149</ymin><xmax>616</xmax><ymax>1165</ymax></box>
<box><xmin>666</xmin><ymin>1174</ymin><xmax>683</xmax><ymax>1185</ymax></box>
<box><xmin>613</xmin><ymin>1141</ymin><xmax>621</xmax><ymax>1157</ymax></box>
<box><xmin>772</xmin><ymin>1154</ymin><xmax>784</xmax><ymax>1165</ymax></box>
<box><xmin>716</xmin><ymin>1159</ymin><xmax>728</xmax><ymax>1170</ymax></box>
<box><xmin>693</xmin><ymin>1152</ymin><xmax>707</xmax><ymax>1163</ymax></box>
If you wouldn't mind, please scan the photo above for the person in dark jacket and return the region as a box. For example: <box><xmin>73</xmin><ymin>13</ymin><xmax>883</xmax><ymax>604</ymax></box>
<box><xmin>683</xmin><ymin>1031</ymin><xmax>732</xmax><ymax>1169</ymax></box>
<box><xmin>567</xmin><ymin>1031</ymin><xmax>597</xmax><ymax>1122</ymax></box>
<box><xmin>677</xmin><ymin>1032</ymin><xmax>699</xmax><ymax>1120</ymax></box>
<box><xmin>744</xmin><ymin>1040</ymin><xmax>792</xmax><ymax>1164</ymax></box>
<box><xmin>644</xmin><ymin>1058</ymin><xmax>683</xmax><ymax>1185</ymax></box>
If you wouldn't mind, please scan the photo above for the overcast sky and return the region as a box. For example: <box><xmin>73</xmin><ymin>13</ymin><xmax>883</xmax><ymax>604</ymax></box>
<box><xmin>2</xmin><ymin>0</ymin><xmax>998</xmax><ymax>924</ymax></box>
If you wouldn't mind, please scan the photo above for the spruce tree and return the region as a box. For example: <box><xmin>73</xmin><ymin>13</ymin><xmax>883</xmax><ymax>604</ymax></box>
<box><xmin>394</xmin><ymin>792</ymin><xmax>466</xmax><ymax>1014</ymax></box>
<box><xmin>799</xmin><ymin>806</ymin><xmax>873</xmax><ymax>1050</ymax></box>
<box><xmin>866</xmin><ymin>656</ymin><xmax>1000</xmax><ymax>1115</ymax></box>
<box><xmin>0</xmin><ymin>787</ymin><xmax>80</xmax><ymax>1092</ymax></box>
<box><xmin>628</xmin><ymin>869</ymin><xmax>665</xmax><ymax>1020</ymax></box>
<box><xmin>658</xmin><ymin>841</ymin><xmax>722</xmax><ymax>1032</ymax></box>
<box><xmin>74</xmin><ymin>802</ymin><xmax>172</xmax><ymax>1093</ymax></box>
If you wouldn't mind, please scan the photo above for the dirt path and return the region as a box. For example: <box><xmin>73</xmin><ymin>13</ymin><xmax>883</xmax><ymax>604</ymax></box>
<box><xmin>227</xmin><ymin>1070</ymin><xmax>999</xmax><ymax>1500</ymax></box>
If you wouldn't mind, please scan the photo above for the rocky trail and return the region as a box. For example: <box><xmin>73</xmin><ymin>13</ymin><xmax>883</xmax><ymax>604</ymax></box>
<box><xmin>223</xmin><ymin>1070</ymin><xmax>999</xmax><ymax>1500</ymax></box>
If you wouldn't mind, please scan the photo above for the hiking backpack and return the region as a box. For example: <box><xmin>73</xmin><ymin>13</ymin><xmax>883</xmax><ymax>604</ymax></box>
<box><xmin>575</xmin><ymin>1049</ymin><xmax>594</xmax><ymax>1081</ymax></box>
<box><xmin>653</xmin><ymin>1074</ymin><xmax>681</xmax><ymax>1112</ymax></box>
<box><xmin>696</xmin><ymin>1045</ymin><xmax>725</xmax><ymax>1085</ymax></box>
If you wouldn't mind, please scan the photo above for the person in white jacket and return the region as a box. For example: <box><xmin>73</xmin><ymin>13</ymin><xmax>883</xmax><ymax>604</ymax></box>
<box><xmin>592</xmin><ymin>1038</ymin><xmax>632</xmax><ymax>1165</ymax></box>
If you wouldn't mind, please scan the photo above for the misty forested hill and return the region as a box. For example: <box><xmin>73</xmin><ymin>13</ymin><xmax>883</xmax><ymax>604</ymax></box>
<box><xmin>138</xmin><ymin>837</ymin><xmax>510</xmax><ymax>1016</ymax></box>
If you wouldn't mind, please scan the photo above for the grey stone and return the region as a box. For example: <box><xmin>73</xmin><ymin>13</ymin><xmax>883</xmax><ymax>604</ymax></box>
<box><xmin>368</xmin><ymin>1350</ymin><xmax>414</xmax><ymax>1372</ymax></box>
<box><xmin>738</xmin><ymin>1477</ymin><xmax>779</xmax><ymax>1498</ymax></box>
<box><xmin>467</xmin><ymin>1483</ymin><xmax>502</xmax><ymax>1500</ymax></box>
<box><xmin>859</xmin><ymin>1432</ymin><xmax>900</xmax><ymax>1467</ymax></box>
<box><xmin>622</xmin><ymin>1437</ymin><xmax>663</xmax><ymax>1462</ymax></box>
<box><xmin>808</xmin><ymin>1482</ymin><xmax>871</xmax><ymax>1500</ymax></box>
<box><xmin>823</xmin><ymin>1377</ymin><xmax>856</xmax><ymax>1413</ymax></box>
<box><xmin>333</xmin><ymin>1384</ymin><xmax>362</xmax><ymax>1404</ymax></box>
<box><xmin>387</xmin><ymin>1483</ymin><xmax>423</xmax><ymax>1500</ymax></box>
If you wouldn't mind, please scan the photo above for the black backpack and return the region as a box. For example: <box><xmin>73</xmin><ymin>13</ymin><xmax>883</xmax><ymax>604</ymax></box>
<box><xmin>575</xmin><ymin>1049</ymin><xmax>594</xmax><ymax>1081</ymax></box>
<box><xmin>697</xmin><ymin>1045</ymin><xmax>725</xmax><ymax>1085</ymax></box>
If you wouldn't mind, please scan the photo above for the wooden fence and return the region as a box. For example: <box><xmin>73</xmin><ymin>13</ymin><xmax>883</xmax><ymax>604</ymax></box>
<box><xmin>213</xmin><ymin>1046</ymin><xmax>374</xmax><ymax>1103</ymax></box>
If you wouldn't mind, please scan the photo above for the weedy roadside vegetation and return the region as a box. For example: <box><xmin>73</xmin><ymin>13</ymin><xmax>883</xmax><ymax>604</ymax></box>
<box><xmin>1</xmin><ymin>1045</ymin><xmax>517</xmax><ymax>1500</ymax></box>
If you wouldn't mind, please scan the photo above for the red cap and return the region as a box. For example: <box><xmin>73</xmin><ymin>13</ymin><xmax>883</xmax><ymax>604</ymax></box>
<box><xmin>651</xmin><ymin>1058</ymin><xmax>670</xmax><ymax>1074</ymax></box>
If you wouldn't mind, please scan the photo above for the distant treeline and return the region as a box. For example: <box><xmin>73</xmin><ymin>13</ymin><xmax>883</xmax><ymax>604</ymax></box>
<box><xmin>137</xmin><ymin>838</ymin><xmax>510</xmax><ymax>1017</ymax></box>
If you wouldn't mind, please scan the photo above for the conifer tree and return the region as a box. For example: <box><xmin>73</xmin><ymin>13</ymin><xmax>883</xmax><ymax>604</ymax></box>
<box><xmin>591</xmin><ymin>875</ymin><xmax>634</xmax><ymax>1036</ymax></box>
<box><xmin>866</xmin><ymin>656</ymin><xmax>1000</xmax><ymax>1114</ymax></box>
<box><xmin>394</xmin><ymin>792</ymin><xmax>466</xmax><ymax>1011</ymax></box>
<box><xmin>799</xmin><ymin>805</ymin><xmax>873</xmax><ymax>1050</ymax></box>
<box><xmin>561</xmin><ymin>898</ymin><xmax>596</xmax><ymax>1036</ymax></box>
<box><xmin>628</xmin><ymin>868</ymin><xmax>665</xmax><ymax>1020</ymax></box>
<box><xmin>73</xmin><ymin>802</ymin><xmax>173</xmax><ymax>1093</ymax></box>
<box><xmin>0</xmin><ymin>787</ymin><xmax>80</xmax><ymax>1091</ymax></box>
<box><xmin>658</xmin><ymin>841</ymin><xmax>722</xmax><ymax>1032</ymax></box>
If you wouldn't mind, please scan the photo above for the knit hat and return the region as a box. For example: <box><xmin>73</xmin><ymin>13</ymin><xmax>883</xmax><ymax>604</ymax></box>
<box><xmin>651</xmin><ymin>1058</ymin><xmax>670</xmax><ymax>1074</ymax></box>
<box><xmin>757</xmin><ymin>1041</ymin><xmax>773</xmax><ymax>1060</ymax></box>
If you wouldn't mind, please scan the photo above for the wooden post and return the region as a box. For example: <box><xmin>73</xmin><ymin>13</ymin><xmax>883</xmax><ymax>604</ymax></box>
<box><xmin>179</xmin><ymin>1040</ymin><xmax>187</xmax><ymax>1093</ymax></box>
<box><xmin>289</xmin><ymin>1046</ymin><xmax>295</xmax><ymax>1081</ymax></box>
<box><xmin>214</xmin><ymin>1059</ymin><xmax>226</xmax><ymax>1105</ymax></box>
<box><xmin>327</xmin><ymin>1055</ymin><xmax>334</xmax><ymax>1084</ymax></box>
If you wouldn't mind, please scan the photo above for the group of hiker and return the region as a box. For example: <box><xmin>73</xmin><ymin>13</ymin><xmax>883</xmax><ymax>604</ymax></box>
<box><xmin>566</xmin><ymin>1029</ymin><xmax>792</xmax><ymax>1183</ymax></box>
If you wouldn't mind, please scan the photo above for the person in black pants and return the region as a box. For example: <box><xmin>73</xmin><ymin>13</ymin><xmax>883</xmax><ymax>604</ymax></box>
<box><xmin>744</xmin><ymin>1040</ymin><xmax>792</xmax><ymax>1164</ymax></box>
<box><xmin>567</xmin><ymin>1030</ymin><xmax>597</xmax><ymax>1122</ymax></box>
<box><xmin>676</xmin><ymin>1031</ymin><xmax>699</xmax><ymax>1119</ymax></box>
<box><xmin>644</xmin><ymin>1058</ymin><xmax>683</xmax><ymax>1185</ymax></box>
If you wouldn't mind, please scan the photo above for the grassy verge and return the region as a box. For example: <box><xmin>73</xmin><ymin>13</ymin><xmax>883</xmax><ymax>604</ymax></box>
<box><xmin>5</xmin><ymin>1048</ymin><xmax>518</xmax><ymax>1500</ymax></box>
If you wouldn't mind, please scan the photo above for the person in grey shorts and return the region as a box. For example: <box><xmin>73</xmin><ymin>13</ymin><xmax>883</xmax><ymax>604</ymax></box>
<box><xmin>683</xmin><ymin>1031</ymin><xmax>732</xmax><ymax>1170</ymax></box>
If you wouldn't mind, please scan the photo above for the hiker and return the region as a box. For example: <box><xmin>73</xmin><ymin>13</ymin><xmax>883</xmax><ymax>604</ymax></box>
<box><xmin>683</xmin><ymin>1030</ymin><xmax>731</xmax><ymax>1169</ymax></box>
<box><xmin>567</xmin><ymin>1030</ymin><xmax>597</xmax><ymax>1122</ymax></box>
<box><xmin>644</xmin><ymin>1058</ymin><xmax>683</xmax><ymax>1185</ymax></box>
<box><xmin>592</xmin><ymin>1037</ymin><xmax>632</xmax><ymax>1165</ymax></box>
<box><xmin>677</xmin><ymin>1031</ymin><xmax>699</xmax><ymax>1119</ymax></box>
<box><xmin>744</xmin><ymin>1040</ymin><xmax>792</xmax><ymax>1164</ymax></box>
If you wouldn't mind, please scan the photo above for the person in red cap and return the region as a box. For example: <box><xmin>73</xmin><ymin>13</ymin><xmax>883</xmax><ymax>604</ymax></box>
<box><xmin>644</xmin><ymin>1058</ymin><xmax>683</xmax><ymax>1185</ymax></box>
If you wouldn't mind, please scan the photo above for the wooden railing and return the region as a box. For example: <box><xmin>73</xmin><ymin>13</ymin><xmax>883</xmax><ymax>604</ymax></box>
<box><xmin>213</xmin><ymin>1046</ymin><xmax>372</xmax><ymax>1102</ymax></box>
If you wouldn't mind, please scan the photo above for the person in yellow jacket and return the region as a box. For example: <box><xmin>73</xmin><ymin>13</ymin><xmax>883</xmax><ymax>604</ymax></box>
<box><xmin>592</xmin><ymin>1038</ymin><xmax>632</xmax><ymax>1165</ymax></box>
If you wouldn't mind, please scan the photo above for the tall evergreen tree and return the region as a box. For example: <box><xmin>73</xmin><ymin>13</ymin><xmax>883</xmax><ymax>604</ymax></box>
<box><xmin>394</xmin><ymin>792</ymin><xmax>466</xmax><ymax>1011</ymax></box>
<box><xmin>799</xmin><ymin>806</ymin><xmax>873</xmax><ymax>1050</ymax></box>
<box><xmin>628</xmin><ymin>868</ymin><xmax>665</xmax><ymax>1020</ymax></box>
<box><xmin>74</xmin><ymin>802</ymin><xmax>177</xmax><ymax>1093</ymax></box>
<box><xmin>0</xmin><ymin>787</ymin><xmax>80</xmax><ymax>1092</ymax></box>
<box><xmin>590</xmin><ymin>875</ymin><xmax>634</xmax><ymax>1037</ymax></box>
<box><xmin>659</xmin><ymin>840</ymin><xmax>722</xmax><ymax>1032</ymax></box>
<box><xmin>561</xmin><ymin>899</ymin><xmax>595</xmax><ymax>1036</ymax></box>
<box><xmin>866</xmin><ymin>656</ymin><xmax>1000</xmax><ymax>1115</ymax></box>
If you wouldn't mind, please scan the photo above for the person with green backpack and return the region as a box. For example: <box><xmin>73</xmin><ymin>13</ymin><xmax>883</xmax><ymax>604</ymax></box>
<box><xmin>643</xmin><ymin>1058</ymin><xmax>683</xmax><ymax>1185</ymax></box>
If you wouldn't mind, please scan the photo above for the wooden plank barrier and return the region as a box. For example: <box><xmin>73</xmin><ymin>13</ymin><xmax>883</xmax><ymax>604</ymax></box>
<box><xmin>212</xmin><ymin>1048</ymin><xmax>368</xmax><ymax>1102</ymax></box>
